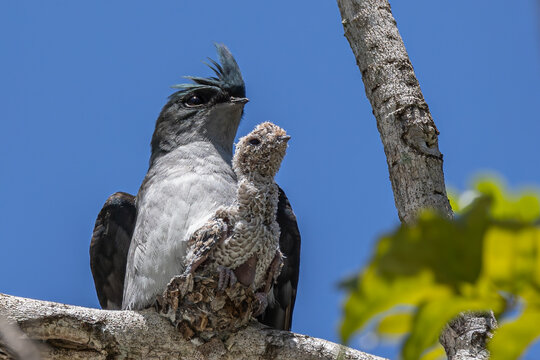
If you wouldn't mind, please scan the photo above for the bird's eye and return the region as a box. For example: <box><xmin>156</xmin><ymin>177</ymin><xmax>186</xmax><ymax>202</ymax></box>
<box><xmin>248</xmin><ymin>138</ymin><xmax>261</xmax><ymax>146</ymax></box>
<box><xmin>184</xmin><ymin>95</ymin><xmax>205</xmax><ymax>107</ymax></box>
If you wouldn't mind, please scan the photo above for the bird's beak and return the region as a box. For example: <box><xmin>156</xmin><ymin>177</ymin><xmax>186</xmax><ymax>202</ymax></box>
<box><xmin>231</xmin><ymin>97</ymin><xmax>249</xmax><ymax>105</ymax></box>
<box><xmin>279</xmin><ymin>135</ymin><xmax>291</xmax><ymax>143</ymax></box>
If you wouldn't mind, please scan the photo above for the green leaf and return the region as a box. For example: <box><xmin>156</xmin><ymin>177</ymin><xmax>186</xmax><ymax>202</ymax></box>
<box><xmin>490</xmin><ymin>303</ymin><xmax>540</xmax><ymax>360</ymax></box>
<box><xmin>340</xmin><ymin>176</ymin><xmax>540</xmax><ymax>357</ymax></box>
<box><xmin>475</xmin><ymin>178</ymin><xmax>540</xmax><ymax>222</ymax></box>
<box><xmin>447</xmin><ymin>189</ymin><xmax>460</xmax><ymax>213</ymax></box>
<box><xmin>341</xmin><ymin>197</ymin><xmax>492</xmax><ymax>342</ymax></box>
<box><xmin>341</xmin><ymin>267</ymin><xmax>452</xmax><ymax>342</ymax></box>
<box><xmin>482</xmin><ymin>226</ymin><xmax>540</xmax><ymax>293</ymax></box>
<box><xmin>420</xmin><ymin>345</ymin><xmax>446</xmax><ymax>360</ymax></box>
<box><xmin>402</xmin><ymin>297</ymin><xmax>505</xmax><ymax>360</ymax></box>
<box><xmin>376</xmin><ymin>311</ymin><xmax>413</xmax><ymax>337</ymax></box>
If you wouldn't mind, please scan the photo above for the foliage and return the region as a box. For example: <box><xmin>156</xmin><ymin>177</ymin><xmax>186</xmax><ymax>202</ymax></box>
<box><xmin>340</xmin><ymin>178</ymin><xmax>540</xmax><ymax>359</ymax></box>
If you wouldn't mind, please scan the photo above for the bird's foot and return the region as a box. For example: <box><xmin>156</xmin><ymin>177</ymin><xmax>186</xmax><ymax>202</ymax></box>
<box><xmin>165</xmin><ymin>273</ymin><xmax>194</xmax><ymax>301</ymax></box>
<box><xmin>217</xmin><ymin>265</ymin><xmax>237</xmax><ymax>291</ymax></box>
<box><xmin>178</xmin><ymin>272</ymin><xmax>194</xmax><ymax>297</ymax></box>
<box><xmin>253</xmin><ymin>292</ymin><xmax>268</xmax><ymax>317</ymax></box>
<box><xmin>156</xmin><ymin>274</ymin><xmax>193</xmax><ymax>314</ymax></box>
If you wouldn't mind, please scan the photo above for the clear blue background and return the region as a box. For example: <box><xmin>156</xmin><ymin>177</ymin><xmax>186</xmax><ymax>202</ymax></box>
<box><xmin>1</xmin><ymin>1</ymin><xmax>539</xmax><ymax>358</ymax></box>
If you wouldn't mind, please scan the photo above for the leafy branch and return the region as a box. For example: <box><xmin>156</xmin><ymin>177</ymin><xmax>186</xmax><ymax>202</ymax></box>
<box><xmin>340</xmin><ymin>178</ymin><xmax>540</xmax><ymax>359</ymax></box>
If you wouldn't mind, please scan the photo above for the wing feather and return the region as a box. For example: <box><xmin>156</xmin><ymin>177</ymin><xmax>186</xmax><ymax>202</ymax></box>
<box><xmin>258</xmin><ymin>187</ymin><xmax>301</xmax><ymax>330</ymax></box>
<box><xmin>90</xmin><ymin>192</ymin><xmax>136</xmax><ymax>309</ymax></box>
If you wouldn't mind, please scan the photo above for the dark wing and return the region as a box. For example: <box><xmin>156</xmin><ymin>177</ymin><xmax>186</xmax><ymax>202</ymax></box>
<box><xmin>258</xmin><ymin>187</ymin><xmax>301</xmax><ymax>330</ymax></box>
<box><xmin>90</xmin><ymin>192</ymin><xmax>136</xmax><ymax>310</ymax></box>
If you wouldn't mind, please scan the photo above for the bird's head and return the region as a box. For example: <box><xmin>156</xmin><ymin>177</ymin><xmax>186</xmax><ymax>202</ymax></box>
<box><xmin>233</xmin><ymin>122</ymin><xmax>290</xmax><ymax>179</ymax></box>
<box><xmin>150</xmin><ymin>44</ymin><xmax>248</xmax><ymax>164</ymax></box>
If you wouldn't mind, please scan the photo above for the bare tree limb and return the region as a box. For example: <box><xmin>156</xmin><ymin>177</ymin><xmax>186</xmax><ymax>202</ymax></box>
<box><xmin>336</xmin><ymin>0</ymin><xmax>453</xmax><ymax>223</ymax></box>
<box><xmin>439</xmin><ymin>312</ymin><xmax>497</xmax><ymax>360</ymax></box>
<box><xmin>0</xmin><ymin>293</ymin><xmax>386</xmax><ymax>360</ymax></box>
<box><xmin>0</xmin><ymin>315</ymin><xmax>42</xmax><ymax>360</ymax></box>
<box><xmin>335</xmin><ymin>1</ymin><xmax>497</xmax><ymax>359</ymax></box>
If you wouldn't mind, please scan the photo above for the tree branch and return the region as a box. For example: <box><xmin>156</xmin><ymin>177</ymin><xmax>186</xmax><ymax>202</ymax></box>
<box><xmin>336</xmin><ymin>0</ymin><xmax>453</xmax><ymax>223</ymax></box>
<box><xmin>335</xmin><ymin>2</ymin><xmax>497</xmax><ymax>359</ymax></box>
<box><xmin>0</xmin><ymin>315</ymin><xmax>42</xmax><ymax>360</ymax></box>
<box><xmin>439</xmin><ymin>312</ymin><xmax>497</xmax><ymax>360</ymax></box>
<box><xmin>0</xmin><ymin>293</ymin><xmax>386</xmax><ymax>360</ymax></box>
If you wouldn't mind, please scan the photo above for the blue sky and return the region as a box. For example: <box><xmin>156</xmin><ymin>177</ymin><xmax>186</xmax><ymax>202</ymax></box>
<box><xmin>1</xmin><ymin>1</ymin><xmax>539</xmax><ymax>358</ymax></box>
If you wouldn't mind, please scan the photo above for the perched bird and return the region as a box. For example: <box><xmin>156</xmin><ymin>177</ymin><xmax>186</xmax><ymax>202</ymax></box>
<box><xmin>159</xmin><ymin>122</ymin><xmax>290</xmax><ymax>338</ymax></box>
<box><xmin>186</xmin><ymin>122</ymin><xmax>290</xmax><ymax>304</ymax></box>
<box><xmin>89</xmin><ymin>45</ymin><xmax>301</xmax><ymax>330</ymax></box>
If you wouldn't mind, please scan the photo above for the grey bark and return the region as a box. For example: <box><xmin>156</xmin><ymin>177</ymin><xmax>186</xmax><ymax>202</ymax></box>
<box><xmin>0</xmin><ymin>293</ymin><xmax>386</xmax><ymax>360</ymax></box>
<box><xmin>335</xmin><ymin>1</ymin><xmax>495</xmax><ymax>359</ymax></box>
<box><xmin>0</xmin><ymin>316</ymin><xmax>42</xmax><ymax>360</ymax></box>
<box><xmin>336</xmin><ymin>0</ymin><xmax>453</xmax><ymax>223</ymax></box>
<box><xmin>439</xmin><ymin>312</ymin><xmax>497</xmax><ymax>360</ymax></box>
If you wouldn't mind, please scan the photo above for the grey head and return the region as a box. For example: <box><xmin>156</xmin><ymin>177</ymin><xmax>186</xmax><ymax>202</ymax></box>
<box><xmin>150</xmin><ymin>44</ymin><xmax>248</xmax><ymax>166</ymax></box>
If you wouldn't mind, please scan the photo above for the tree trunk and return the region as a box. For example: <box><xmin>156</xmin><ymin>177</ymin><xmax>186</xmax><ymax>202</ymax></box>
<box><xmin>335</xmin><ymin>1</ymin><xmax>496</xmax><ymax>359</ymax></box>
<box><xmin>336</xmin><ymin>0</ymin><xmax>453</xmax><ymax>223</ymax></box>
<box><xmin>0</xmin><ymin>293</ymin><xmax>386</xmax><ymax>360</ymax></box>
<box><xmin>439</xmin><ymin>312</ymin><xmax>497</xmax><ymax>360</ymax></box>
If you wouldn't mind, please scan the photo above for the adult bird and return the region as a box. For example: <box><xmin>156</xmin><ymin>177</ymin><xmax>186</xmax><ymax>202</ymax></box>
<box><xmin>89</xmin><ymin>44</ymin><xmax>301</xmax><ymax>331</ymax></box>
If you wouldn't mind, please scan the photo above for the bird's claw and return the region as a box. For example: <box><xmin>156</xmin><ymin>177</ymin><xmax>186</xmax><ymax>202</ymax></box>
<box><xmin>217</xmin><ymin>265</ymin><xmax>237</xmax><ymax>291</ymax></box>
<box><xmin>178</xmin><ymin>272</ymin><xmax>194</xmax><ymax>297</ymax></box>
<box><xmin>158</xmin><ymin>273</ymin><xmax>194</xmax><ymax>314</ymax></box>
<box><xmin>167</xmin><ymin>272</ymin><xmax>194</xmax><ymax>298</ymax></box>
<box><xmin>253</xmin><ymin>292</ymin><xmax>268</xmax><ymax>317</ymax></box>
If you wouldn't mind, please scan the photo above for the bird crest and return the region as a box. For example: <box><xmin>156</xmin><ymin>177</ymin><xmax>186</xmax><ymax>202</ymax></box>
<box><xmin>170</xmin><ymin>43</ymin><xmax>245</xmax><ymax>99</ymax></box>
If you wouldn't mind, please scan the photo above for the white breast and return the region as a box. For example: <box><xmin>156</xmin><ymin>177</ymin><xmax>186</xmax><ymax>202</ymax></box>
<box><xmin>122</xmin><ymin>142</ymin><xmax>237</xmax><ymax>309</ymax></box>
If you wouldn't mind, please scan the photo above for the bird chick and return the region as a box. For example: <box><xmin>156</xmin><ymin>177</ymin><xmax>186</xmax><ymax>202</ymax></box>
<box><xmin>158</xmin><ymin>122</ymin><xmax>290</xmax><ymax>339</ymax></box>
<box><xmin>212</xmin><ymin>121</ymin><xmax>290</xmax><ymax>292</ymax></box>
